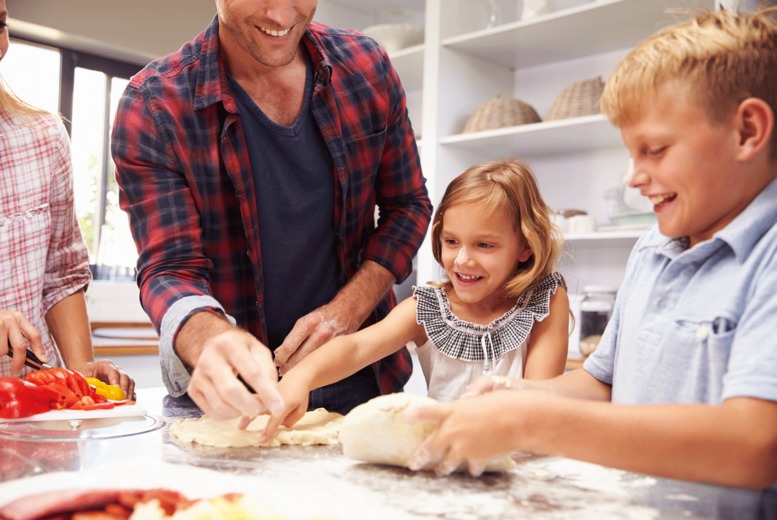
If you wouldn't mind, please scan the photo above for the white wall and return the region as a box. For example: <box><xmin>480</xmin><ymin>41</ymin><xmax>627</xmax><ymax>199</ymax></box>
<box><xmin>7</xmin><ymin>0</ymin><xmax>216</xmax><ymax>64</ymax></box>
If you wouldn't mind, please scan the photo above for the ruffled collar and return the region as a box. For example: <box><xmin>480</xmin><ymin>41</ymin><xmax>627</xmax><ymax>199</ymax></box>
<box><xmin>414</xmin><ymin>272</ymin><xmax>566</xmax><ymax>364</ymax></box>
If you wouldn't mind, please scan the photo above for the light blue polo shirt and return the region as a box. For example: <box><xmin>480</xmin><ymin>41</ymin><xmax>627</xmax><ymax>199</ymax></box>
<box><xmin>585</xmin><ymin>177</ymin><xmax>777</xmax><ymax>405</ymax></box>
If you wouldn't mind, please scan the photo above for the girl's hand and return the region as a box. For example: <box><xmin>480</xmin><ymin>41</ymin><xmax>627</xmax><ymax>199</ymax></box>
<box><xmin>71</xmin><ymin>360</ymin><xmax>136</xmax><ymax>401</ymax></box>
<box><xmin>461</xmin><ymin>375</ymin><xmax>515</xmax><ymax>398</ymax></box>
<box><xmin>259</xmin><ymin>375</ymin><xmax>311</xmax><ymax>442</ymax></box>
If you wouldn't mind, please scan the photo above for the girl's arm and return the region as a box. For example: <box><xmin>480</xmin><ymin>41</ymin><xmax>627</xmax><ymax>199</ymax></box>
<box><xmin>262</xmin><ymin>297</ymin><xmax>424</xmax><ymax>436</ymax></box>
<box><xmin>523</xmin><ymin>287</ymin><xmax>570</xmax><ymax>379</ymax></box>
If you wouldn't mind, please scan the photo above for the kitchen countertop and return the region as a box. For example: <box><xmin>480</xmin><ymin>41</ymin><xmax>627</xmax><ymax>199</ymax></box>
<box><xmin>1</xmin><ymin>388</ymin><xmax>775</xmax><ymax>519</ymax></box>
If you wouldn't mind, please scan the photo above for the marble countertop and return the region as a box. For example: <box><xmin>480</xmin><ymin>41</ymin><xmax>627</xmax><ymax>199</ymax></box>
<box><xmin>0</xmin><ymin>388</ymin><xmax>774</xmax><ymax>519</ymax></box>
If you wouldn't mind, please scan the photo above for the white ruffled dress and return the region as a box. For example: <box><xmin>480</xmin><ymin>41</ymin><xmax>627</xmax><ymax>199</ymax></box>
<box><xmin>411</xmin><ymin>272</ymin><xmax>566</xmax><ymax>402</ymax></box>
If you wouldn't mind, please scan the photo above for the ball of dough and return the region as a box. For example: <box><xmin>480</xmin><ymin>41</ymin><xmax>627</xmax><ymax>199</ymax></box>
<box><xmin>339</xmin><ymin>393</ymin><xmax>513</xmax><ymax>473</ymax></box>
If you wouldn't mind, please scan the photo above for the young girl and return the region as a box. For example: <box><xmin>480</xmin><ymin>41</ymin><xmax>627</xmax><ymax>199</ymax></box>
<box><xmin>265</xmin><ymin>159</ymin><xmax>569</xmax><ymax>435</ymax></box>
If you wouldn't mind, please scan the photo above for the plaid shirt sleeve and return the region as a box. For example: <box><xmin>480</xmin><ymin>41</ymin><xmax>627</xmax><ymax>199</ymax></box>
<box><xmin>111</xmin><ymin>65</ymin><xmax>217</xmax><ymax>329</ymax></box>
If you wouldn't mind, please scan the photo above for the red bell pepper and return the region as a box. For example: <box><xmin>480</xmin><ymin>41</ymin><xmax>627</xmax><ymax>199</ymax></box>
<box><xmin>0</xmin><ymin>377</ymin><xmax>61</xmax><ymax>418</ymax></box>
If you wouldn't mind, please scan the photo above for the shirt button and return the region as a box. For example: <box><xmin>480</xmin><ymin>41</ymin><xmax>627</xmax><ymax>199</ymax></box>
<box><xmin>696</xmin><ymin>325</ymin><xmax>710</xmax><ymax>340</ymax></box>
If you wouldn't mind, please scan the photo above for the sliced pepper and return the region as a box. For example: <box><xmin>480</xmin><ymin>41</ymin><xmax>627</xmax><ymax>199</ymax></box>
<box><xmin>0</xmin><ymin>377</ymin><xmax>60</xmax><ymax>418</ymax></box>
<box><xmin>85</xmin><ymin>377</ymin><xmax>127</xmax><ymax>401</ymax></box>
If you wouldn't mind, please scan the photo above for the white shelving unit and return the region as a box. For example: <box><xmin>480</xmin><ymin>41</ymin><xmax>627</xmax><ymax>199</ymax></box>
<box><xmin>322</xmin><ymin>0</ymin><xmax>715</xmax><ymax>294</ymax></box>
<box><xmin>439</xmin><ymin>114</ymin><xmax>620</xmax><ymax>157</ymax></box>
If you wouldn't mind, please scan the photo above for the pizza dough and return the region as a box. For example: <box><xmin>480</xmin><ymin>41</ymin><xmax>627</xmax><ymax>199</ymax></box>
<box><xmin>170</xmin><ymin>408</ymin><xmax>343</xmax><ymax>448</ymax></box>
<box><xmin>339</xmin><ymin>393</ymin><xmax>514</xmax><ymax>473</ymax></box>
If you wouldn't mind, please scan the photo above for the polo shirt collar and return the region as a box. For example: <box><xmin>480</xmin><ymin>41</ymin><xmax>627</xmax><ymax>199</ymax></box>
<box><xmin>716</xmin><ymin>176</ymin><xmax>777</xmax><ymax>263</ymax></box>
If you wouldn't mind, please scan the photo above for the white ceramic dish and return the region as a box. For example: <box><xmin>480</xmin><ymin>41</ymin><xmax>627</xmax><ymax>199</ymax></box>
<box><xmin>361</xmin><ymin>24</ymin><xmax>424</xmax><ymax>53</ymax></box>
<box><xmin>0</xmin><ymin>403</ymin><xmax>147</xmax><ymax>422</ymax></box>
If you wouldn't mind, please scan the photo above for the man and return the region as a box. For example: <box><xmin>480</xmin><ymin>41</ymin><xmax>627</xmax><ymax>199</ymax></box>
<box><xmin>111</xmin><ymin>0</ymin><xmax>431</xmax><ymax>423</ymax></box>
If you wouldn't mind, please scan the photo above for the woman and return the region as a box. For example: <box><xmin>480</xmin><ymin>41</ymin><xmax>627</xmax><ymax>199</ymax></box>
<box><xmin>0</xmin><ymin>1</ymin><xmax>134</xmax><ymax>398</ymax></box>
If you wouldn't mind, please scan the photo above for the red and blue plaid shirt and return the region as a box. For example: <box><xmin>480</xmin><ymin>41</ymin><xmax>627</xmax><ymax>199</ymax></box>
<box><xmin>111</xmin><ymin>18</ymin><xmax>431</xmax><ymax>395</ymax></box>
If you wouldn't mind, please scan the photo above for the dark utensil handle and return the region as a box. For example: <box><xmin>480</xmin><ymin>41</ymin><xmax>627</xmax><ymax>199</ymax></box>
<box><xmin>6</xmin><ymin>343</ymin><xmax>49</xmax><ymax>371</ymax></box>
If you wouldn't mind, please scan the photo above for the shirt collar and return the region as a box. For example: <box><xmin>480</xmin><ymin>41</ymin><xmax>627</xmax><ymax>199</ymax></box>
<box><xmin>302</xmin><ymin>22</ymin><xmax>334</xmax><ymax>85</ymax></box>
<box><xmin>193</xmin><ymin>18</ymin><xmax>333</xmax><ymax>113</ymax></box>
<box><xmin>716</xmin><ymin>176</ymin><xmax>777</xmax><ymax>263</ymax></box>
<box><xmin>194</xmin><ymin>16</ymin><xmax>224</xmax><ymax>111</ymax></box>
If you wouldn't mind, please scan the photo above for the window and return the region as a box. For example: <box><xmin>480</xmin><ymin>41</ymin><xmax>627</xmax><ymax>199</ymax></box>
<box><xmin>1</xmin><ymin>38</ymin><xmax>141</xmax><ymax>280</ymax></box>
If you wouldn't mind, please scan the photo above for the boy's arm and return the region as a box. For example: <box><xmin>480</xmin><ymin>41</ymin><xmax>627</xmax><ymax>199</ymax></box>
<box><xmin>409</xmin><ymin>388</ymin><xmax>777</xmax><ymax>488</ymax></box>
<box><xmin>524</xmin><ymin>287</ymin><xmax>570</xmax><ymax>379</ymax></box>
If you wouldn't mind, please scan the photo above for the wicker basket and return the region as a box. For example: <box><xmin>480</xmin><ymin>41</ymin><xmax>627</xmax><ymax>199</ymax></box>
<box><xmin>545</xmin><ymin>77</ymin><xmax>605</xmax><ymax>121</ymax></box>
<box><xmin>463</xmin><ymin>93</ymin><xmax>541</xmax><ymax>133</ymax></box>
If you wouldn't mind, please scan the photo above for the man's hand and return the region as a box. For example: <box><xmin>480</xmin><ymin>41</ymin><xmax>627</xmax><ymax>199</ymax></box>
<box><xmin>273</xmin><ymin>260</ymin><xmax>396</xmax><ymax>375</ymax></box>
<box><xmin>0</xmin><ymin>310</ymin><xmax>46</xmax><ymax>375</ymax></box>
<box><xmin>273</xmin><ymin>305</ymin><xmax>354</xmax><ymax>375</ymax></box>
<box><xmin>185</xmin><ymin>326</ymin><xmax>284</xmax><ymax>423</ymax></box>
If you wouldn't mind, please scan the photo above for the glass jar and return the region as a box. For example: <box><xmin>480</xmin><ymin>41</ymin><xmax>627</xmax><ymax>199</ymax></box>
<box><xmin>578</xmin><ymin>286</ymin><xmax>617</xmax><ymax>357</ymax></box>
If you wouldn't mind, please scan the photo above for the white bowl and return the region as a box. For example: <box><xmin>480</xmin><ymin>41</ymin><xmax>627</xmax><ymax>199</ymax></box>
<box><xmin>361</xmin><ymin>24</ymin><xmax>424</xmax><ymax>53</ymax></box>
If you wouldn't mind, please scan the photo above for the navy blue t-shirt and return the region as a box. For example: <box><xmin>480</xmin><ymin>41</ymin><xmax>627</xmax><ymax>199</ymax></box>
<box><xmin>229</xmin><ymin>55</ymin><xmax>338</xmax><ymax>350</ymax></box>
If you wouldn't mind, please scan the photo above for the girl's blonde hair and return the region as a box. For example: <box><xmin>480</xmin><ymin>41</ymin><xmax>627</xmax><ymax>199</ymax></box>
<box><xmin>600</xmin><ymin>7</ymin><xmax>777</xmax><ymax>158</ymax></box>
<box><xmin>431</xmin><ymin>159</ymin><xmax>563</xmax><ymax>300</ymax></box>
<box><xmin>0</xmin><ymin>75</ymin><xmax>50</xmax><ymax>118</ymax></box>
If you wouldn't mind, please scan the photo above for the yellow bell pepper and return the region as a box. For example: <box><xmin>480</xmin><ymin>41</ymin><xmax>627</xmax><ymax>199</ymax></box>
<box><xmin>85</xmin><ymin>377</ymin><xmax>127</xmax><ymax>401</ymax></box>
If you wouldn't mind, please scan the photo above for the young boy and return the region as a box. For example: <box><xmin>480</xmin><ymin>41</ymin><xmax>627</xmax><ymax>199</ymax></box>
<box><xmin>404</xmin><ymin>7</ymin><xmax>777</xmax><ymax>488</ymax></box>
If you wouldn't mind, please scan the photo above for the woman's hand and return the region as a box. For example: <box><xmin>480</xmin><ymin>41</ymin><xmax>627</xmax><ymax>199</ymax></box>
<box><xmin>71</xmin><ymin>360</ymin><xmax>136</xmax><ymax>401</ymax></box>
<box><xmin>0</xmin><ymin>310</ymin><xmax>46</xmax><ymax>375</ymax></box>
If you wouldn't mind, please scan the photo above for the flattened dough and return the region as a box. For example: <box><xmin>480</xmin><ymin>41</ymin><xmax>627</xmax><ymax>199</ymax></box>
<box><xmin>170</xmin><ymin>408</ymin><xmax>343</xmax><ymax>448</ymax></box>
<box><xmin>339</xmin><ymin>393</ymin><xmax>514</xmax><ymax>473</ymax></box>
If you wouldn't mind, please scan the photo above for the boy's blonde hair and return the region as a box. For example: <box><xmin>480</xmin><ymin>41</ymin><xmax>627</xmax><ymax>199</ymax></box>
<box><xmin>601</xmin><ymin>7</ymin><xmax>777</xmax><ymax>158</ymax></box>
<box><xmin>430</xmin><ymin>159</ymin><xmax>563</xmax><ymax>300</ymax></box>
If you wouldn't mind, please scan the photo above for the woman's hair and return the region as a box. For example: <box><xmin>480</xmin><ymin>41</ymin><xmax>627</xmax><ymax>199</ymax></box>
<box><xmin>600</xmin><ymin>7</ymin><xmax>777</xmax><ymax>158</ymax></box>
<box><xmin>430</xmin><ymin>159</ymin><xmax>563</xmax><ymax>300</ymax></box>
<box><xmin>0</xmin><ymin>75</ymin><xmax>50</xmax><ymax>118</ymax></box>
